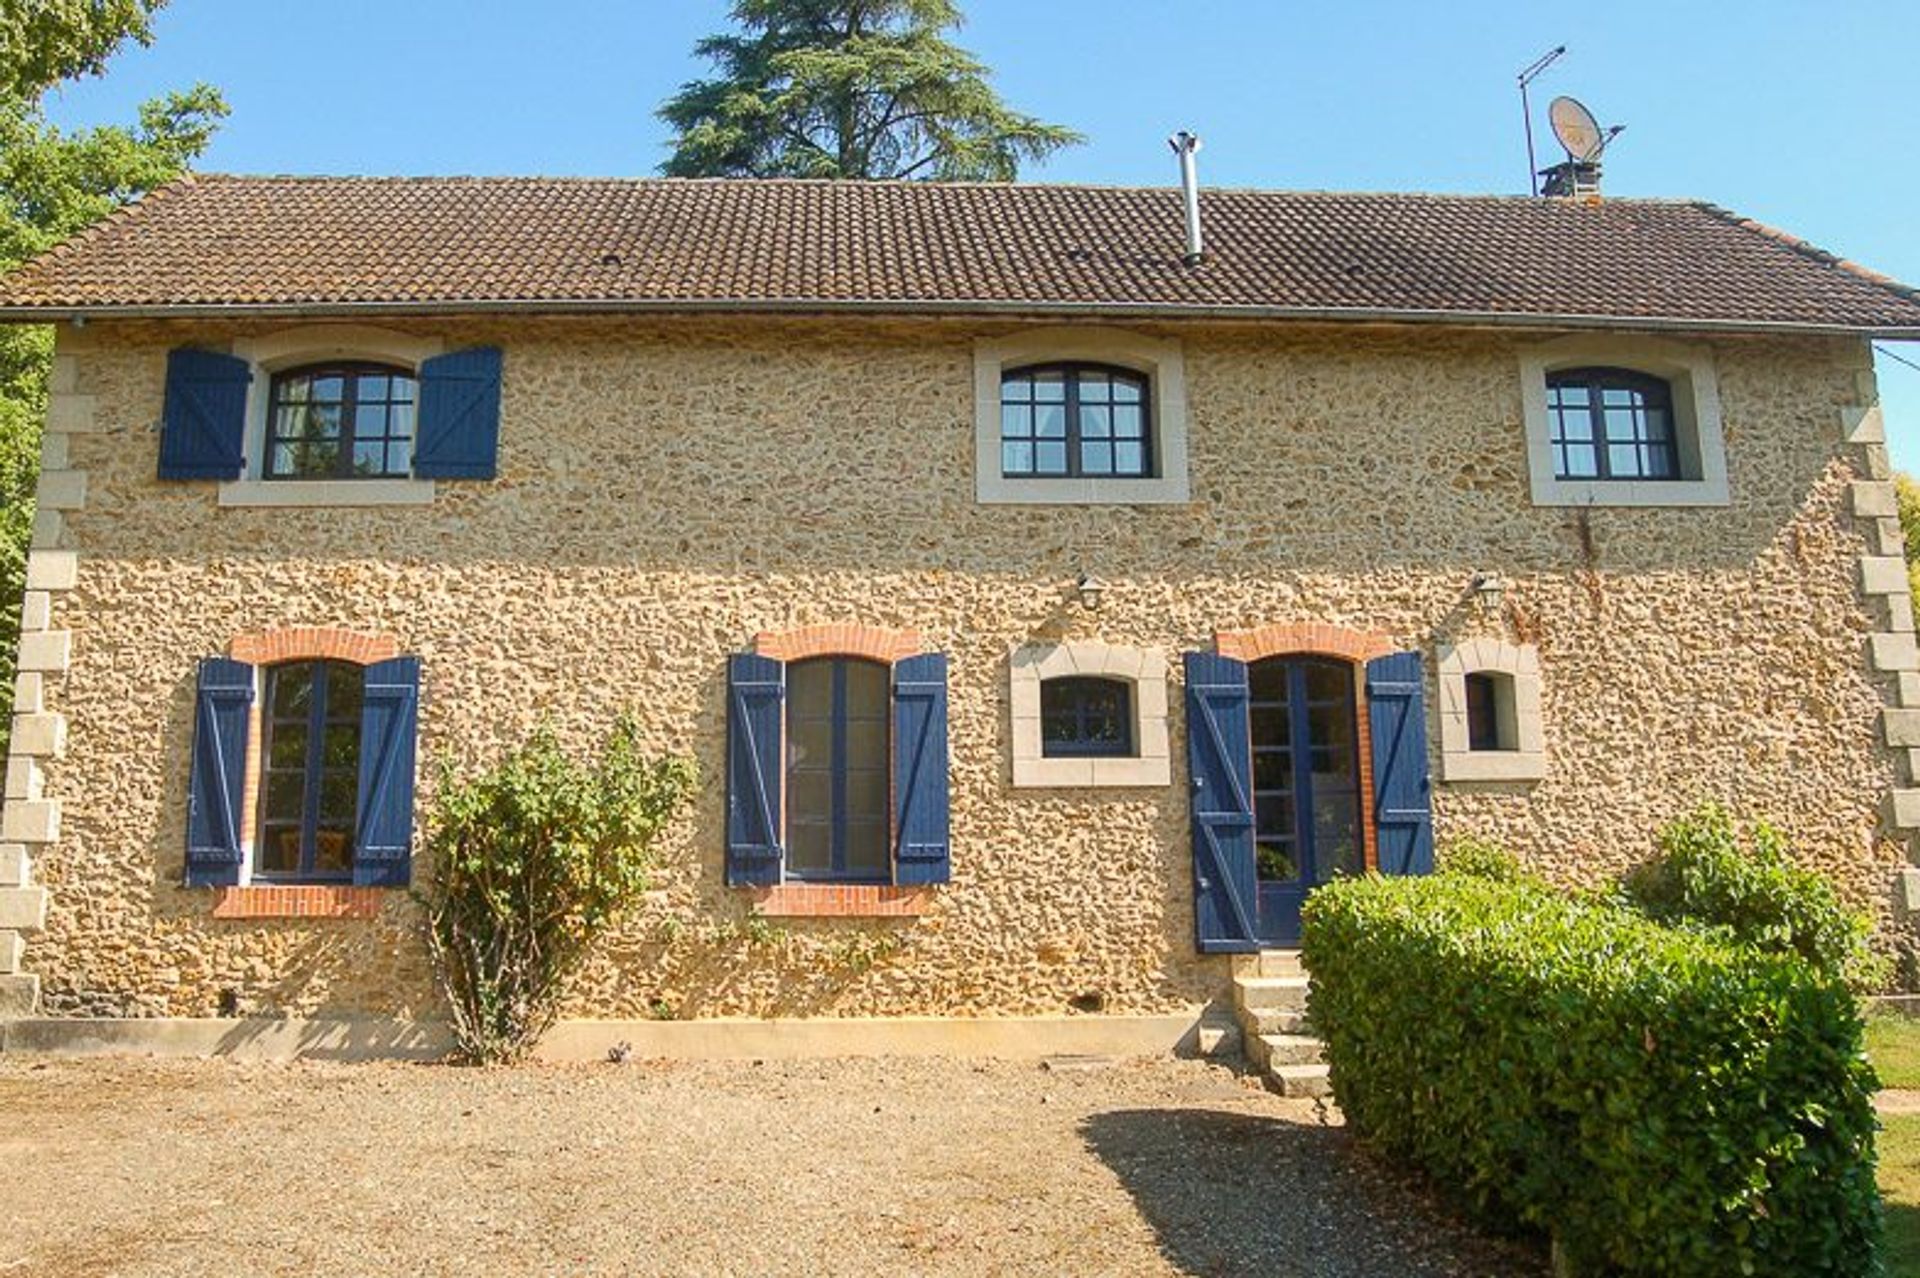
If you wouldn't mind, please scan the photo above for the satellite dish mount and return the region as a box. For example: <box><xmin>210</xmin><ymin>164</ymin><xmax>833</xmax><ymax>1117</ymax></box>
<box><xmin>1539</xmin><ymin>94</ymin><xmax>1625</xmax><ymax>198</ymax></box>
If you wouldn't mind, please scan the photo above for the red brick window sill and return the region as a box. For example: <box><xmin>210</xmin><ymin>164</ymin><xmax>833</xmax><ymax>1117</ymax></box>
<box><xmin>746</xmin><ymin>885</ymin><xmax>936</xmax><ymax>918</ymax></box>
<box><xmin>211</xmin><ymin>885</ymin><xmax>389</xmax><ymax>919</ymax></box>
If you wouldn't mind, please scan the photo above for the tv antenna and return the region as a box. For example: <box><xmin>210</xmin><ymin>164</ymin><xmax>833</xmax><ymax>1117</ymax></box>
<box><xmin>1517</xmin><ymin>45</ymin><xmax>1566</xmax><ymax>196</ymax></box>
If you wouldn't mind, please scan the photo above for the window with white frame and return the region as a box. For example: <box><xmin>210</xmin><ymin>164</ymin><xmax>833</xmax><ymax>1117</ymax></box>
<box><xmin>1010</xmin><ymin>642</ymin><xmax>1170</xmax><ymax>786</ymax></box>
<box><xmin>1518</xmin><ymin>334</ymin><xmax>1728</xmax><ymax>507</ymax></box>
<box><xmin>974</xmin><ymin>328</ymin><xmax>1189</xmax><ymax>505</ymax></box>
<box><xmin>1437</xmin><ymin>639</ymin><xmax>1545</xmax><ymax>783</ymax></box>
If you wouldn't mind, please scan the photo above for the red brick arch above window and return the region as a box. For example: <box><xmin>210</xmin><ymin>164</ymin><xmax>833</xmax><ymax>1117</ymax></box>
<box><xmin>754</xmin><ymin>623</ymin><xmax>923</xmax><ymax>664</ymax></box>
<box><xmin>1214</xmin><ymin>623</ymin><xmax>1394</xmax><ymax>665</ymax></box>
<box><xmin>229</xmin><ymin>627</ymin><xmax>399</xmax><ymax>667</ymax></box>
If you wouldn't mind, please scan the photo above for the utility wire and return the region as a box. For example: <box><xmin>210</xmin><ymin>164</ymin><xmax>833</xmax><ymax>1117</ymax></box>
<box><xmin>1877</xmin><ymin>343</ymin><xmax>1920</xmax><ymax>376</ymax></box>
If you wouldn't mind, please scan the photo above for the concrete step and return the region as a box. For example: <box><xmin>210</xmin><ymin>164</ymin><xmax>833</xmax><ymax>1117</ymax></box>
<box><xmin>1233</xmin><ymin>974</ymin><xmax>1309</xmax><ymax>1013</ymax></box>
<box><xmin>1245</xmin><ymin>1006</ymin><xmax>1311</xmax><ymax>1036</ymax></box>
<box><xmin>1269</xmin><ymin>1063</ymin><xmax>1333</xmax><ymax>1099</ymax></box>
<box><xmin>1247</xmin><ymin>1033</ymin><xmax>1326</xmax><ymax>1070</ymax></box>
<box><xmin>1232</xmin><ymin>949</ymin><xmax>1306</xmax><ymax>979</ymax></box>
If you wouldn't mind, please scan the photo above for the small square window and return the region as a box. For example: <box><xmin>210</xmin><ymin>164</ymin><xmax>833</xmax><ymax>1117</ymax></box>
<box><xmin>1040</xmin><ymin>676</ymin><xmax>1133</xmax><ymax>758</ymax></box>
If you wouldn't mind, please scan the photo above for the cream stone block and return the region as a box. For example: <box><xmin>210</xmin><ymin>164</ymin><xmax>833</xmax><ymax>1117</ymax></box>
<box><xmin>0</xmin><ymin>973</ymin><xmax>40</xmax><ymax>1016</ymax></box>
<box><xmin>0</xmin><ymin>887</ymin><xmax>48</xmax><ymax>931</ymax></box>
<box><xmin>38</xmin><ymin>432</ymin><xmax>67</xmax><ymax>471</ymax></box>
<box><xmin>12</xmin><ymin>673</ymin><xmax>41</xmax><ymax>715</ymax></box>
<box><xmin>0</xmin><ymin>801</ymin><xmax>59</xmax><ymax>845</ymax></box>
<box><xmin>15</xmin><ymin>630</ymin><xmax>70</xmax><ymax>673</ymax></box>
<box><xmin>1893</xmin><ymin>789</ymin><xmax>1920</xmax><ymax>830</ymax></box>
<box><xmin>1873</xmin><ymin>633</ymin><xmax>1920</xmax><ymax>674</ymax></box>
<box><xmin>1864</xmin><ymin>443</ymin><xmax>1895</xmax><ymax>482</ymax></box>
<box><xmin>17</xmin><ymin>590</ymin><xmax>49</xmax><ymax>633</ymax></box>
<box><xmin>1853</xmin><ymin>480</ymin><xmax>1899</xmax><ymax>519</ymax></box>
<box><xmin>34</xmin><ymin>469</ymin><xmax>87</xmax><ymax>511</ymax></box>
<box><xmin>29</xmin><ymin>509</ymin><xmax>63</xmax><ymax>549</ymax></box>
<box><xmin>0</xmin><ymin>930</ymin><xmax>22</xmax><ymax>974</ymax></box>
<box><xmin>1887</xmin><ymin>709</ymin><xmax>1920</xmax><ymax>748</ymax></box>
<box><xmin>5</xmin><ymin>756</ymin><xmax>43</xmax><ymax>802</ymax></box>
<box><xmin>1010</xmin><ymin>715</ymin><xmax>1041</xmax><ymax>763</ymax></box>
<box><xmin>44</xmin><ymin>392</ymin><xmax>98</xmax><ymax>433</ymax></box>
<box><xmin>0</xmin><ymin>843</ymin><xmax>28</xmax><ymax>887</ymax></box>
<box><xmin>1441</xmin><ymin>751</ymin><xmax>1548</xmax><ymax>783</ymax></box>
<box><xmin>10</xmin><ymin>713</ymin><xmax>66</xmax><ymax>758</ymax></box>
<box><xmin>25</xmin><ymin>550</ymin><xmax>76</xmax><ymax>592</ymax></box>
<box><xmin>1844</xmin><ymin>404</ymin><xmax>1886</xmax><ymax>445</ymax></box>
<box><xmin>1862</xmin><ymin>556</ymin><xmax>1911</xmax><ymax>597</ymax></box>
<box><xmin>1898</xmin><ymin>673</ymin><xmax>1920</xmax><ymax>710</ymax></box>
<box><xmin>47</xmin><ymin>355</ymin><xmax>79</xmax><ymax>395</ymax></box>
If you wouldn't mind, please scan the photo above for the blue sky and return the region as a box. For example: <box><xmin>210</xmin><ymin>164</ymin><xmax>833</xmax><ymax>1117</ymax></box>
<box><xmin>43</xmin><ymin>0</ymin><xmax>1920</xmax><ymax>466</ymax></box>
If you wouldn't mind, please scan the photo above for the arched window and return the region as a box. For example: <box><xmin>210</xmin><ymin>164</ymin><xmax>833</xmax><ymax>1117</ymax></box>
<box><xmin>1545</xmin><ymin>367</ymin><xmax>1679</xmax><ymax>481</ymax></box>
<box><xmin>257</xmin><ymin>660</ymin><xmax>364</xmax><ymax>880</ymax></box>
<box><xmin>785</xmin><ymin>657</ymin><xmax>891</xmax><ymax>881</ymax></box>
<box><xmin>266</xmin><ymin>363</ymin><xmax>418</xmax><ymax>480</ymax></box>
<box><xmin>1000</xmin><ymin>363</ymin><xmax>1153</xmax><ymax>479</ymax></box>
<box><xmin>1039</xmin><ymin>676</ymin><xmax>1133</xmax><ymax>758</ymax></box>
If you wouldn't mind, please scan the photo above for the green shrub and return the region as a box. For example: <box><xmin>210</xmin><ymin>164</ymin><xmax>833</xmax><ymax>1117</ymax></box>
<box><xmin>418</xmin><ymin>717</ymin><xmax>695</xmax><ymax>1064</ymax></box>
<box><xmin>1620</xmin><ymin>804</ymin><xmax>1874</xmax><ymax>984</ymax></box>
<box><xmin>1301</xmin><ymin>873</ymin><xmax>1880</xmax><ymax>1276</ymax></box>
<box><xmin>1436</xmin><ymin>835</ymin><xmax>1533</xmax><ymax>884</ymax></box>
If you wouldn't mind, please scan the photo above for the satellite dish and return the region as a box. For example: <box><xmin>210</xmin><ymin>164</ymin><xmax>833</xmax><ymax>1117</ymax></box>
<box><xmin>1549</xmin><ymin>95</ymin><xmax>1606</xmax><ymax>162</ymax></box>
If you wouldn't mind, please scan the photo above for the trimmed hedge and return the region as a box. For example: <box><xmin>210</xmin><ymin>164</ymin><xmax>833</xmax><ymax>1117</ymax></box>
<box><xmin>1301</xmin><ymin>874</ymin><xmax>1880</xmax><ymax>1276</ymax></box>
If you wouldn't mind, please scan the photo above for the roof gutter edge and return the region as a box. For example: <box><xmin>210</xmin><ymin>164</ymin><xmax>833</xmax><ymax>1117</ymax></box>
<box><xmin>0</xmin><ymin>296</ymin><xmax>1914</xmax><ymax>338</ymax></box>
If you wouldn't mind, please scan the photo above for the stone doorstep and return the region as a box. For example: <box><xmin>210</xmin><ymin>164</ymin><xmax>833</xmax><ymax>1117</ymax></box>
<box><xmin>1232</xmin><ymin>975</ymin><xmax>1310</xmax><ymax>1012</ymax></box>
<box><xmin>1270</xmin><ymin>1063</ymin><xmax>1335</xmax><ymax>1100</ymax></box>
<box><xmin>1249</xmin><ymin>1033</ymin><xmax>1326</xmax><ymax>1069</ymax></box>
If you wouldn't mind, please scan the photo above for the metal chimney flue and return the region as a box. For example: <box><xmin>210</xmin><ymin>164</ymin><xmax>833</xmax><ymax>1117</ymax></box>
<box><xmin>1169</xmin><ymin>131</ymin><xmax>1204</xmax><ymax>265</ymax></box>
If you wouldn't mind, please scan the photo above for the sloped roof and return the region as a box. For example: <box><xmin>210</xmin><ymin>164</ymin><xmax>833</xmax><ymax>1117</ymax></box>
<box><xmin>2</xmin><ymin>174</ymin><xmax>1917</xmax><ymax>334</ymax></box>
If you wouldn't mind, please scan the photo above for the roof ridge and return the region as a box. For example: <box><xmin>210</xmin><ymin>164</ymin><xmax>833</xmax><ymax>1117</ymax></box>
<box><xmin>1694</xmin><ymin>201</ymin><xmax>1920</xmax><ymax>306</ymax></box>
<box><xmin>182</xmin><ymin>172</ymin><xmax>1717</xmax><ymax>204</ymax></box>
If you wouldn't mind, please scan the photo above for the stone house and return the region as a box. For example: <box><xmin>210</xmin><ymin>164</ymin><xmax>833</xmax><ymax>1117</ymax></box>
<box><xmin>1</xmin><ymin>175</ymin><xmax>1918</xmax><ymax>1057</ymax></box>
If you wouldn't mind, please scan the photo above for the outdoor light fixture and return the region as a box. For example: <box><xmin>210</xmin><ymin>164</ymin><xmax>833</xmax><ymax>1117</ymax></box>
<box><xmin>1472</xmin><ymin>570</ymin><xmax>1506</xmax><ymax>605</ymax></box>
<box><xmin>1075</xmin><ymin>573</ymin><xmax>1107</xmax><ymax>610</ymax></box>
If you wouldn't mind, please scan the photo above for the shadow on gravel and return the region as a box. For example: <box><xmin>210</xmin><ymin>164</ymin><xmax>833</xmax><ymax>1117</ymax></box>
<box><xmin>1081</xmin><ymin>1108</ymin><xmax>1544</xmax><ymax>1278</ymax></box>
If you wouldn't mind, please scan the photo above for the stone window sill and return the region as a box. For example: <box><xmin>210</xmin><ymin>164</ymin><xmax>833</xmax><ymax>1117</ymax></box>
<box><xmin>1439</xmin><ymin>751</ymin><xmax>1546</xmax><ymax>783</ymax></box>
<box><xmin>211</xmin><ymin>885</ymin><xmax>389</xmax><ymax>919</ymax></box>
<box><xmin>218</xmin><ymin>478</ymin><xmax>436</xmax><ymax>508</ymax></box>
<box><xmin>746</xmin><ymin>885</ymin><xmax>936</xmax><ymax>917</ymax></box>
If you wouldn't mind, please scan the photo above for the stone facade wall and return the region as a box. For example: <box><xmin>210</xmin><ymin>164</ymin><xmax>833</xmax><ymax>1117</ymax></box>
<box><xmin>3</xmin><ymin>314</ymin><xmax>1907</xmax><ymax>1020</ymax></box>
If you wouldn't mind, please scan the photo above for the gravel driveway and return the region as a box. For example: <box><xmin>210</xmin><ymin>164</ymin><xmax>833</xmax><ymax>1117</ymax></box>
<box><xmin>0</xmin><ymin>1054</ymin><xmax>1541</xmax><ymax>1276</ymax></box>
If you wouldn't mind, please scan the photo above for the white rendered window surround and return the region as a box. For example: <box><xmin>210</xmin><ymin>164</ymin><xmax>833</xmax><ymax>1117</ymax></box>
<box><xmin>1518</xmin><ymin>334</ymin><xmax>1728</xmax><ymax>508</ymax></box>
<box><xmin>974</xmin><ymin>328</ymin><xmax>1190</xmax><ymax>504</ymax></box>
<box><xmin>218</xmin><ymin>325</ymin><xmax>444</xmax><ymax>508</ymax></box>
<box><xmin>1010</xmin><ymin>642</ymin><xmax>1171</xmax><ymax>787</ymax></box>
<box><xmin>1436</xmin><ymin>639</ymin><xmax>1545</xmax><ymax>783</ymax></box>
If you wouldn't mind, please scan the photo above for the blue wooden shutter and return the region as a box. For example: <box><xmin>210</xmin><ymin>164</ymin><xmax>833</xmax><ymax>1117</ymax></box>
<box><xmin>1367</xmin><ymin>650</ymin><xmax>1434</xmax><ymax>876</ymax></box>
<box><xmin>354</xmin><ymin>656</ymin><xmax>421</xmax><ymax>887</ymax></box>
<box><xmin>1185</xmin><ymin>652</ymin><xmax>1260</xmax><ymax>952</ymax></box>
<box><xmin>159</xmin><ymin>348</ymin><xmax>250</xmax><ymax>480</ymax></box>
<box><xmin>726</xmin><ymin>653</ymin><xmax>785</xmax><ymax>886</ymax></box>
<box><xmin>892</xmin><ymin>653</ymin><xmax>951</xmax><ymax>886</ymax></box>
<box><xmin>185</xmin><ymin>657</ymin><xmax>253</xmax><ymax>886</ymax></box>
<box><xmin>413</xmin><ymin>346</ymin><xmax>504</xmax><ymax>479</ymax></box>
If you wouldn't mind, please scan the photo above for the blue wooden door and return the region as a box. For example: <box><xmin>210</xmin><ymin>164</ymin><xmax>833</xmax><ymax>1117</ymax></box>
<box><xmin>1249</xmin><ymin>656</ymin><xmax>1364</xmax><ymax>944</ymax></box>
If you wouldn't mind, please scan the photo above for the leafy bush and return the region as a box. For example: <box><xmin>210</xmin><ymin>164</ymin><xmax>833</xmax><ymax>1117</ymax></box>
<box><xmin>1620</xmin><ymin>804</ymin><xmax>1874</xmax><ymax>984</ymax></box>
<box><xmin>1436</xmin><ymin>835</ymin><xmax>1533</xmax><ymax>884</ymax></box>
<box><xmin>419</xmin><ymin>717</ymin><xmax>695</xmax><ymax>1064</ymax></box>
<box><xmin>1302</xmin><ymin>873</ymin><xmax>1880</xmax><ymax>1276</ymax></box>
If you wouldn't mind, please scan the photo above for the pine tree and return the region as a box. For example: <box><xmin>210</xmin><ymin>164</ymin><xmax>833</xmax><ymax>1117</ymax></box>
<box><xmin>659</xmin><ymin>0</ymin><xmax>1080</xmax><ymax>180</ymax></box>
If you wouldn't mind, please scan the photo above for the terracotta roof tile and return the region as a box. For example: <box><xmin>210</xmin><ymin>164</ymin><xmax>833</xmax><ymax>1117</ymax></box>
<box><xmin>2</xmin><ymin>174</ymin><xmax>1917</xmax><ymax>334</ymax></box>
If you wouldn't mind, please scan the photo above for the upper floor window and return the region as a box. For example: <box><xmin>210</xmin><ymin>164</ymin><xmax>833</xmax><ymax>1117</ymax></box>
<box><xmin>258</xmin><ymin>660</ymin><xmax>363</xmax><ymax>881</ymax></box>
<box><xmin>1040</xmin><ymin>676</ymin><xmax>1134</xmax><ymax>758</ymax></box>
<box><xmin>1546</xmin><ymin>367</ymin><xmax>1678</xmax><ymax>482</ymax></box>
<box><xmin>1000</xmin><ymin>363</ymin><xmax>1152</xmax><ymax>479</ymax></box>
<box><xmin>266</xmin><ymin>363</ymin><xmax>418</xmax><ymax>481</ymax></box>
